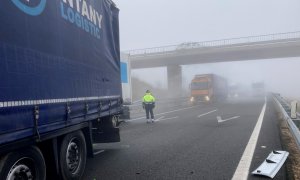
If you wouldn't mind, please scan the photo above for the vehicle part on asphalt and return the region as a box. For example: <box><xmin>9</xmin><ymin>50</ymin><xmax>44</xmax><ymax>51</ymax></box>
<box><xmin>252</xmin><ymin>150</ymin><xmax>289</xmax><ymax>178</ymax></box>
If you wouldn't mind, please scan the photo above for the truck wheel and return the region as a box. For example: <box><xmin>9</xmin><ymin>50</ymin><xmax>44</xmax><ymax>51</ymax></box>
<box><xmin>0</xmin><ymin>146</ymin><xmax>46</xmax><ymax>180</ymax></box>
<box><xmin>59</xmin><ymin>131</ymin><xmax>87</xmax><ymax>180</ymax></box>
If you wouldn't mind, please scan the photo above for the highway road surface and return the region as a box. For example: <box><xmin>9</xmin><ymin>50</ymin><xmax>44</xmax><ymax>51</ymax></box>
<box><xmin>83</xmin><ymin>96</ymin><xmax>286</xmax><ymax>180</ymax></box>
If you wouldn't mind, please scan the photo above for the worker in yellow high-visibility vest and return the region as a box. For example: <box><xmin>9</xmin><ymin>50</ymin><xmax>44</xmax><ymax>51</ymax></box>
<box><xmin>142</xmin><ymin>90</ymin><xmax>156</xmax><ymax>123</ymax></box>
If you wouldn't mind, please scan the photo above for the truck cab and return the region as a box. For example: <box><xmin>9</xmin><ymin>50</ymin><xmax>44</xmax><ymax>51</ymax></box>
<box><xmin>190</xmin><ymin>74</ymin><xmax>228</xmax><ymax>104</ymax></box>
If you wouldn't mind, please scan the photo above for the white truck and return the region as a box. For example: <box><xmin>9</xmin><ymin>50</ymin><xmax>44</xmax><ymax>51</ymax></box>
<box><xmin>121</xmin><ymin>53</ymin><xmax>132</xmax><ymax>104</ymax></box>
<box><xmin>120</xmin><ymin>53</ymin><xmax>132</xmax><ymax>119</ymax></box>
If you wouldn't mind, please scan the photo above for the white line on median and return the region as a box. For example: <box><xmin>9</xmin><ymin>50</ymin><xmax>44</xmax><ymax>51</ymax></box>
<box><xmin>127</xmin><ymin>105</ymin><xmax>202</xmax><ymax>122</ymax></box>
<box><xmin>232</xmin><ymin>98</ymin><xmax>267</xmax><ymax>180</ymax></box>
<box><xmin>197</xmin><ymin>109</ymin><xmax>218</xmax><ymax>118</ymax></box>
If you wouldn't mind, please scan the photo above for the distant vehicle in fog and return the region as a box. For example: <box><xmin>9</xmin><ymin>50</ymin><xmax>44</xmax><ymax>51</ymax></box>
<box><xmin>176</xmin><ymin>42</ymin><xmax>206</xmax><ymax>50</ymax></box>
<box><xmin>189</xmin><ymin>74</ymin><xmax>228</xmax><ymax>104</ymax></box>
<box><xmin>252</xmin><ymin>82</ymin><xmax>265</xmax><ymax>96</ymax></box>
<box><xmin>228</xmin><ymin>84</ymin><xmax>240</xmax><ymax>98</ymax></box>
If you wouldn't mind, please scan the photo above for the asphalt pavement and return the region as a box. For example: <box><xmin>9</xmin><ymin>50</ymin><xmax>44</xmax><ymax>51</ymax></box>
<box><xmin>83</xmin><ymin>96</ymin><xmax>286</xmax><ymax>180</ymax></box>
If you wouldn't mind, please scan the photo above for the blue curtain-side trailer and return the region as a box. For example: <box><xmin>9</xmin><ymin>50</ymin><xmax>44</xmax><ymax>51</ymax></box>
<box><xmin>0</xmin><ymin>0</ymin><xmax>122</xmax><ymax>179</ymax></box>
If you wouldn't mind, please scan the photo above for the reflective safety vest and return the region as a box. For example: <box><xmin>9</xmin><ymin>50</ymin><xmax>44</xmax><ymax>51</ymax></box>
<box><xmin>142</xmin><ymin>93</ymin><xmax>156</xmax><ymax>104</ymax></box>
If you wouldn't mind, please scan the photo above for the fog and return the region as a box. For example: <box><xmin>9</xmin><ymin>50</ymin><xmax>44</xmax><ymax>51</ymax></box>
<box><xmin>183</xmin><ymin>58</ymin><xmax>300</xmax><ymax>99</ymax></box>
<box><xmin>132</xmin><ymin>58</ymin><xmax>300</xmax><ymax>99</ymax></box>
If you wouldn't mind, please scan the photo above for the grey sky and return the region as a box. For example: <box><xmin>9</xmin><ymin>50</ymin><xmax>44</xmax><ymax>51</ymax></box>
<box><xmin>114</xmin><ymin>0</ymin><xmax>300</xmax><ymax>50</ymax></box>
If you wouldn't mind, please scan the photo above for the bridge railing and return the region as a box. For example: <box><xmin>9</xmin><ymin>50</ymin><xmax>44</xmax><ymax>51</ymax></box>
<box><xmin>127</xmin><ymin>31</ymin><xmax>300</xmax><ymax>56</ymax></box>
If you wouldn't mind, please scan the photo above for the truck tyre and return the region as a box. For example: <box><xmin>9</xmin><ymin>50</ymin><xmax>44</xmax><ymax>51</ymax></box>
<box><xmin>59</xmin><ymin>130</ymin><xmax>87</xmax><ymax>180</ymax></box>
<box><xmin>0</xmin><ymin>146</ymin><xmax>46</xmax><ymax>180</ymax></box>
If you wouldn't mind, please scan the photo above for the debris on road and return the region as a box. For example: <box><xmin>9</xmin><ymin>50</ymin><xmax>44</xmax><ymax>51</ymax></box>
<box><xmin>252</xmin><ymin>150</ymin><xmax>289</xmax><ymax>178</ymax></box>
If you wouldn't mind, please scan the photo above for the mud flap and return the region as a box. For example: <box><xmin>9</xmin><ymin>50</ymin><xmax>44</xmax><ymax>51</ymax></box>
<box><xmin>92</xmin><ymin>127</ymin><xmax>120</xmax><ymax>143</ymax></box>
<box><xmin>252</xmin><ymin>150</ymin><xmax>289</xmax><ymax>178</ymax></box>
<box><xmin>120</xmin><ymin>105</ymin><xmax>130</xmax><ymax>119</ymax></box>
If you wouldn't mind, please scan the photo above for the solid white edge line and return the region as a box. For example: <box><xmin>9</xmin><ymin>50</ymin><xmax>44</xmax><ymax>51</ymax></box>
<box><xmin>127</xmin><ymin>105</ymin><xmax>202</xmax><ymax>122</ymax></box>
<box><xmin>197</xmin><ymin>109</ymin><xmax>218</xmax><ymax>118</ymax></box>
<box><xmin>232</xmin><ymin>98</ymin><xmax>267</xmax><ymax>180</ymax></box>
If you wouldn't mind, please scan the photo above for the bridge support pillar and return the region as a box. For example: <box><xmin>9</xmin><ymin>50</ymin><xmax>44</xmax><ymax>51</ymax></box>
<box><xmin>167</xmin><ymin>65</ymin><xmax>182</xmax><ymax>98</ymax></box>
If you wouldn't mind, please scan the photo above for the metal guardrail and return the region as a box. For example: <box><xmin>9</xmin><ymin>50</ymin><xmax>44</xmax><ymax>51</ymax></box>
<box><xmin>273</xmin><ymin>94</ymin><xmax>300</xmax><ymax>149</ymax></box>
<box><xmin>126</xmin><ymin>31</ymin><xmax>300</xmax><ymax>56</ymax></box>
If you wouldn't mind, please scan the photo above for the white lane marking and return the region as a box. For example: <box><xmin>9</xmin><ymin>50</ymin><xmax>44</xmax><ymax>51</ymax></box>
<box><xmin>126</xmin><ymin>116</ymin><xmax>145</xmax><ymax>122</ymax></box>
<box><xmin>197</xmin><ymin>109</ymin><xmax>218</xmax><ymax>118</ymax></box>
<box><xmin>93</xmin><ymin>150</ymin><xmax>105</xmax><ymax>155</ymax></box>
<box><xmin>154</xmin><ymin>116</ymin><xmax>165</xmax><ymax>122</ymax></box>
<box><xmin>217</xmin><ymin>116</ymin><xmax>240</xmax><ymax>123</ymax></box>
<box><xmin>232</xmin><ymin>98</ymin><xmax>267</xmax><ymax>180</ymax></box>
<box><xmin>127</xmin><ymin>105</ymin><xmax>202</xmax><ymax>122</ymax></box>
<box><xmin>156</xmin><ymin>116</ymin><xmax>179</xmax><ymax>122</ymax></box>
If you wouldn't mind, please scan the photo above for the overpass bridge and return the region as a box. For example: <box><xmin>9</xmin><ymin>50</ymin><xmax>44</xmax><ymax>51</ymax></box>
<box><xmin>126</xmin><ymin>31</ymin><xmax>300</xmax><ymax>96</ymax></box>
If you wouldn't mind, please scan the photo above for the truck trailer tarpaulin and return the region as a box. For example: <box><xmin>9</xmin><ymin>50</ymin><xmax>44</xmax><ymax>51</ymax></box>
<box><xmin>0</xmin><ymin>0</ymin><xmax>121</xmax><ymax>101</ymax></box>
<box><xmin>0</xmin><ymin>0</ymin><xmax>121</xmax><ymax>136</ymax></box>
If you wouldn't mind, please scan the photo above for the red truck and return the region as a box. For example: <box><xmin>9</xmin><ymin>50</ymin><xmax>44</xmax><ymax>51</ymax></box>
<box><xmin>190</xmin><ymin>74</ymin><xmax>228</xmax><ymax>104</ymax></box>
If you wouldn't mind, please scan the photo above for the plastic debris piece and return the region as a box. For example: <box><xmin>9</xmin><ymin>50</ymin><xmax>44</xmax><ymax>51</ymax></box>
<box><xmin>252</xmin><ymin>150</ymin><xmax>289</xmax><ymax>178</ymax></box>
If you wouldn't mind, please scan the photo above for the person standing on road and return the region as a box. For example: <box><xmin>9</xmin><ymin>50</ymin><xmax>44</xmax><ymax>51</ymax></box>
<box><xmin>142</xmin><ymin>90</ymin><xmax>156</xmax><ymax>123</ymax></box>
